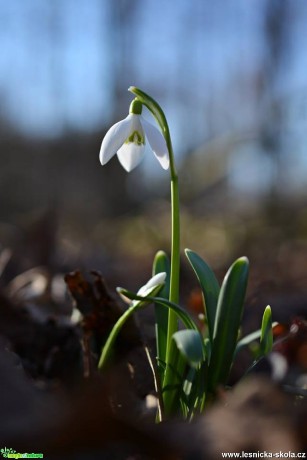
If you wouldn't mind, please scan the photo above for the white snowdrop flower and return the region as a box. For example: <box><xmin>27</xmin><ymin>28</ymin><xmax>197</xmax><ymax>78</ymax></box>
<box><xmin>99</xmin><ymin>100</ymin><xmax>169</xmax><ymax>172</ymax></box>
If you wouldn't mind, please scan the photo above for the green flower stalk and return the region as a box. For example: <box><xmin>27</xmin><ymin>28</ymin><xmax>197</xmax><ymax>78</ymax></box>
<box><xmin>99</xmin><ymin>86</ymin><xmax>180</xmax><ymax>347</ymax></box>
<box><xmin>128</xmin><ymin>86</ymin><xmax>180</xmax><ymax>329</ymax></box>
<box><xmin>99</xmin><ymin>86</ymin><xmax>181</xmax><ymax>415</ymax></box>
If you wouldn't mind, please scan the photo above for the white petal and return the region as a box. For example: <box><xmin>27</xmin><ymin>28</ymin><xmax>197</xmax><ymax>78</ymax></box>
<box><xmin>99</xmin><ymin>115</ymin><xmax>133</xmax><ymax>166</ymax></box>
<box><xmin>130</xmin><ymin>113</ymin><xmax>145</xmax><ymax>134</ymax></box>
<box><xmin>137</xmin><ymin>272</ymin><xmax>166</xmax><ymax>297</ymax></box>
<box><xmin>144</xmin><ymin>272</ymin><xmax>167</xmax><ymax>290</ymax></box>
<box><xmin>117</xmin><ymin>143</ymin><xmax>145</xmax><ymax>172</ymax></box>
<box><xmin>141</xmin><ymin>117</ymin><xmax>169</xmax><ymax>170</ymax></box>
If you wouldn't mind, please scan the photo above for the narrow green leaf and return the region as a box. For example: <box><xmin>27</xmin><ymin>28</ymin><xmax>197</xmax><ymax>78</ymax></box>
<box><xmin>235</xmin><ymin>321</ymin><xmax>278</xmax><ymax>355</ymax></box>
<box><xmin>208</xmin><ymin>257</ymin><xmax>249</xmax><ymax>391</ymax></box>
<box><xmin>98</xmin><ymin>303</ymin><xmax>138</xmax><ymax>371</ymax></box>
<box><xmin>182</xmin><ymin>367</ymin><xmax>203</xmax><ymax>419</ymax></box>
<box><xmin>98</xmin><ymin>275</ymin><xmax>165</xmax><ymax>370</ymax></box>
<box><xmin>153</xmin><ymin>251</ymin><xmax>170</xmax><ymax>299</ymax></box>
<box><xmin>152</xmin><ymin>251</ymin><xmax>170</xmax><ymax>375</ymax></box>
<box><xmin>259</xmin><ymin>305</ymin><xmax>273</xmax><ymax>357</ymax></box>
<box><xmin>204</xmin><ymin>337</ymin><xmax>211</xmax><ymax>362</ymax></box>
<box><xmin>185</xmin><ymin>249</ymin><xmax>220</xmax><ymax>341</ymax></box>
<box><xmin>118</xmin><ymin>289</ymin><xmax>206</xmax><ymax>418</ymax></box>
<box><xmin>118</xmin><ymin>290</ymin><xmax>199</xmax><ymax>332</ymax></box>
<box><xmin>162</xmin><ymin>334</ymin><xmax>188</xmax><ymax>417</ymax></box>
<box><xmin>164</xmin><ymin>331</ymin><xmax>205</xmax><ymax>418</ymax></box>
<box><xmin>236</xmin><ymin>329</ymin><xmax>263</xmax><ymax>352</ymax></box>
<box><xmin>182</xmin><ymin>367</ymin><xmax>195</xmax><ymax>399</ymax></box>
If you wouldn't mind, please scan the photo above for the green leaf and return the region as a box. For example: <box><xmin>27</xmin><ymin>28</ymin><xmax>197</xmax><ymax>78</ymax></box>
<box><xmin>172</xmin><ymin>329</ymin><xmax>204</xmax><ymax>369</ymax></box>
<box><xmin>162</xmin><ymin>334</ymin><xmax>188</xmax><ymax>417</ymax></box>
<box><xmin>204</xmin><ymin>337</ymin><xmax>211</xmax><ymax>362</ymax></box>
<box><xmin>98</xmin><ymin>274</ymin><xmax>165</xmax><ymax>370</ymax></box>
<box><xmin>117</xmin><ymin>289</ymin><xmax>206</xmax><ymax>418</ymax></box>
<box><xmin>163</xmin><ymin>330</ymin><xmax>204</xmax><ymax>418</ymax></box>
<box><xmin>153</xmin><ymin>251</ymin><xmax>170</xmax><ymax>299</ymax></box>
<box><xmin>259</xmin><ymin>305</ymin><xmax>273</xmax><ymax>357</ymax></box>
<box><xmin>98</xmin><ymin>303</ymin><xmax>138</xmax><ymax>371</ymax></box>
<box><xmin>208</xmin><ymin>257</ymin><xmax>249</xmax><ymax>391</ymax></box>
<box><xmin>235</xmin><ymin>321</ymin><xmax>278</xmax><ymax>355</ymax></box>
<box><xmin>185</xmin><ymin>249</ymin><xmax>220</xmax><ymax>342</ymax></box>
<box><xmin>118</xmin><ymin>290</ymin><xmax>199</xmax><ymax>332</ymax></box>
<box><xmin>236</xmin><ymin>329</ymin><xmax>263</xmax><ymax>352</ymax></box>
<box><xmin>152</xmin><ymin>251</ymin><xmax>170</xmax><ymax>375</ymax></box>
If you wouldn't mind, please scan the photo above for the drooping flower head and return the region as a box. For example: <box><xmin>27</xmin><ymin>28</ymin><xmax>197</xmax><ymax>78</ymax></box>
<box><xmin>99</xmin><ymin>99</ymin><xmax>169</xmax><ymax>172</ymax></box>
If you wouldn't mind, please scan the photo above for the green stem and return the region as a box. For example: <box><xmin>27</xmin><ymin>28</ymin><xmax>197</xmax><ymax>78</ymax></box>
<box><xmin>128</xmin><ymin>87</ymin><xmax>180</xmax><ymax>303</ymax></box>
<box><xmin>98</xmin><ymin>304</ymin><xmax>137</xmax><ymax>371</ymax></box>
<box><xmin>168</xmin><ymin>172</ymin><xmax>180</xmax><ymax>335</ymax></box>
<box><xmin>98</xmin><ymin>280</ymin><xmax>167</xmax><ymax>373</ymax></box>
<box><xmin>129</xmin><ymin>87</ymin><xmax>180</xmax><ymax>413</ymax></box>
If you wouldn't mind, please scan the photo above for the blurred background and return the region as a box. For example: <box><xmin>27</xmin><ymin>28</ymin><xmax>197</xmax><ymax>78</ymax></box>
<box><xmin>1</xmin><ymin>0</ymin><xmax>307</xmax><ymax>293</ymax></box>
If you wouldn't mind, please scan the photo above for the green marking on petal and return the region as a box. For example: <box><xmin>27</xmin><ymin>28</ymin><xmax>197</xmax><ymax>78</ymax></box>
<box><xmin>125</xmin><ymin>130</ymin><xmax>145</xmax><ymax>146</ymax></box>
